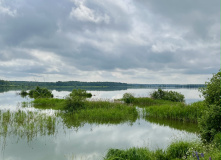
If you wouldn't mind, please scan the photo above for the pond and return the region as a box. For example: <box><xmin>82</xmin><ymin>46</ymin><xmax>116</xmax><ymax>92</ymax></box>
<box><xmin>0</xmin><ymin>88</ymin><xmax>202</xmax><ymax>160</ymax></box>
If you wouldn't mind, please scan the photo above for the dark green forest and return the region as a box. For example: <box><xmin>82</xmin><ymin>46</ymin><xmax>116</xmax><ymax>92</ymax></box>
<box><xmin>0</xmin><ymin>80</ymin><xmax>204</xmax><ymax>89</ymax></box>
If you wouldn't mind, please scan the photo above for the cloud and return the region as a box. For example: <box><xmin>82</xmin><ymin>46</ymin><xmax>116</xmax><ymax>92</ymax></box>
<box><xmin>70</xmin><ymin>1</ymin><xmax>110</xmax><ymax>24</ymax></box>
<box><xmin>0</xmin><ymin>0</ymin><xmax>219</xmax><ymax>83</ymax></box>
<box><xmin>0</xmin><ymin>0</ymin><xmax>17</xmax><ymax>17</ymax></box>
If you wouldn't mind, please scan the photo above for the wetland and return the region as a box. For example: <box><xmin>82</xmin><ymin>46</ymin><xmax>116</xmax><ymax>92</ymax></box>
<box><xmin>0</xmin><ymin>87</ymin><xmax>203</xmax><ymax>160</ymax></box>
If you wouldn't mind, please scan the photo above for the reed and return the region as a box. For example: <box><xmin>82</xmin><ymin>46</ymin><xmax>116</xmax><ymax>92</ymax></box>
<box><xmin>0</xmin><ymin>110</ymin><xmax>57</xmax><ymax>150</ymax></box>
<box><xmin>131</xmin><ymin>97</ymin><xmax>178</xmax><ymax>107</ymax></box>
<box><xmin>144</xmin><ymin>101</ymin><xmax>206</xmax><ymax>122</ymax></box>
<box><xmin>59</xmin><ymin>102</ymin><xmax>138</xmax><ymax>128</ymax></box>
<box><xmin>31</xmin><ymin>98</ymin><xmax>66</xmax><ymax>110</ymax></box>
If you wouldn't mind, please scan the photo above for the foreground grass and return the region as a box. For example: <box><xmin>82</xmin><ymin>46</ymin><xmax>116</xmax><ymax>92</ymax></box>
<box><xmin>104</xmin><ymin>139</ymin><xmax>220</xmax><ymax>160</ymax></box>
<box><xmin>143</xmin><ymin>101</ymin><xmax>206</xmax><ymax>123</ymax></box>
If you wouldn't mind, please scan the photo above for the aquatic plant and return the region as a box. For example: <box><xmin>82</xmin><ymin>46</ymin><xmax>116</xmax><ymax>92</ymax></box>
<box><xmin>60</xmin><ymin>101</ymin><xmax>138</xmax><ymax>129</ymax></box>
<box><xmin>144</xmin><ymin>101</ymin><xmax>206</xmax><ymax>122</ymax></box>
<box><xmin>131</xmin><ymin>97</ymin><xmax>179</xmax><ymax>107</ymax></box>
<box><xmin>0</xmin><ymin>110</ymin><xmax>57</xmax><ymax>150</ymax></box>
<box><xmin>31</xmin><ymin>98</ymin><xmax>66</xmax><ymax>110</ymax></box>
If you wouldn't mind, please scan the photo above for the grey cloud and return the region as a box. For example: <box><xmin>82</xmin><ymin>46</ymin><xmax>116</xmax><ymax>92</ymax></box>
<box><xmin>0</xmin><ymin>0</ymin><xmax>219</xmax><ymax>83</ymax></box>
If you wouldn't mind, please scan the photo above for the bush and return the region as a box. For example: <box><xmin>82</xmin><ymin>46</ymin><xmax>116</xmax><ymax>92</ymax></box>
<box><xmin>64</xmin><ymin>89</ymin><xmax>91</xmax><ymax>112</ymax></box>
<box><xmin>28</xmin><ymin>86</ymin><xmax>53</xmax><ymax>99</ymax></box>
<box><xmin>150</xmin><ymin>88</ymin><xmax>185</xmax><ymax>102</ymax></box>
<box><xmin>166</xmin><ymin>141</ymin><xmax>191</xmax><ymax>159</ymax></box>
<box><xmin>198</xmin><ymin>71</ymin><xmax>221</xmax><ymax>142</ymax></box>
<box><xmin>19</xmin><ymin>90</ymin><xmax>28</xmax><ymax>97</ymax></box>
<box><xmin>199</xmin><ymin>71</ymin><xmax>220</xmax><ymax>106</ymax></box>
<box><xmin>122</xmin><ymin>93</ymin><xmax>135</xmax><ymax>104</ymax></box>
<box><xmin>198</xmin><ymin>105</ymin><xmax>221</xmax><ymax>142</ymax></box>
<box><xmin>212</xmin><ymin>132</ymin><xmax>221</xmax><ymax>148</ymax></box>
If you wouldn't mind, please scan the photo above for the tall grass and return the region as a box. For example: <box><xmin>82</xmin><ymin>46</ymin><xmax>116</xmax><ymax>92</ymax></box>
<box><xmin>59</xmin><ymin>101</ymin><xmax>138</xmax><ymax>128</ymax></box>
<box><xmin>144</xmin><ymin>101</ymin><xmax>206</xmax><ymax>122</ymax></box>
<box><xmin>104</xmin><ymin>140</ymin><xmax>220</xmax><ymax>160</ymax></box>
<box><xmin>31</xmin><ymin>98</ymin><xmax>66</xmax><ymax>110</ymax></box>
<box><xmin>131</xmin><ymin>97</ymin><xmax>179</xmax><ymax>107</ymax></box>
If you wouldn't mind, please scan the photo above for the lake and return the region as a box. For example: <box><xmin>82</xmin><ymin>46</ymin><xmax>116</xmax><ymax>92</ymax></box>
<box><xmin>0</xmin><ymin>88</ymin><xmax>202</xmax><ymax>160</ymax></box>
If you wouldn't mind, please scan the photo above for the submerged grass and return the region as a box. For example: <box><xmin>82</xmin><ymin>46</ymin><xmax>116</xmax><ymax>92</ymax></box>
<box><xmin>104</xmin><ymin>139</ymin><xmax>220</xmax><ymax>160</ymax></box>
<box><xmin>0</xmin><ymin>110</ymin><xmax>57</xmax><ymax>150</ymax></box>
<box><xmin>143</xmin><ymin>101</ymin><xmax>206</xmax><ymax>122</ymax></box>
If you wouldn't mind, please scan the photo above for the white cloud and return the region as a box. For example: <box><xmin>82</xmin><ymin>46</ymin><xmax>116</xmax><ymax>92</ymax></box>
<box><xmin>0</xmin><ymin>0</ymin><xmax>17</xmax><ymax>17</ymax></box>
<box><xmin>69</xmin><ymin>2</ymin><xmax>110</xmax><ymax>23</ymax></box>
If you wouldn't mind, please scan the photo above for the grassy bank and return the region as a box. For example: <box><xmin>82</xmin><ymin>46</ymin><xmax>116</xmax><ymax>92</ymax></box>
<box><xmin>104</xmin><ymin>139</ymin><xmax>220</xmax><ymax>160</ymax></box>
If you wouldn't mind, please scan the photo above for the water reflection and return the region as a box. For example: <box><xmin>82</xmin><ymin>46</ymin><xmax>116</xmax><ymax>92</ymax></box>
<box><xmin>0</xmin><ymin>88</ymin><xmax>202</xmax><ymax>160</ymax></box>
<box><xmin>0</xmin><ymin>110</ymin><xmax>57</xmax><ymax>151</ymax></box>
<box><xmin>145</xmin><ymin>117</ymin><xmax>199</xmax><ymax>134</ymax></box>
<box><xmin>0</xmin><ymin>108</ymin><xmax>200</xmax><ymax>160</ymax></box>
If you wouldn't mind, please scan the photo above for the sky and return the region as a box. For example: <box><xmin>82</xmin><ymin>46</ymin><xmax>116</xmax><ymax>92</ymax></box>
<box><xmin>0</xmin><ymin>0</ymin><xmax>220</xmax><ymax>84</ymax></box>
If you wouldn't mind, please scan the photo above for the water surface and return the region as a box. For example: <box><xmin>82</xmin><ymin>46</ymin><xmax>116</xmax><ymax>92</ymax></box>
<box><xmin>0</xmin><ymin>88</ymin><xmax>201</xmax><ymax>160</ymax></box>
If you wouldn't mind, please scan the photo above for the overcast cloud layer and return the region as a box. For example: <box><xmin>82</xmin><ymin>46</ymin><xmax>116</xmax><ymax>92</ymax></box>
<box><xmin>0</xmin><ymin>0</ymin><xmax>220</xmax><ymax>83</ymax></box>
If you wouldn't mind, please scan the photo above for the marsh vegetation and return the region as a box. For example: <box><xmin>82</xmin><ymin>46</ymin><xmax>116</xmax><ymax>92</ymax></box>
<box><xmin>0</xmin><ymin>72</ymin><xmax>220</xmax><ymax>159</ymax></box>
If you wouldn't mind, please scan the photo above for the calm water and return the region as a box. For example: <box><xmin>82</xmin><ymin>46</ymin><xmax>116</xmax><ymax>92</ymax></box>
<box><xmin>0</xmin><ymin>88</ymin><xmax>202</xmax><ymax>160</ymax></box>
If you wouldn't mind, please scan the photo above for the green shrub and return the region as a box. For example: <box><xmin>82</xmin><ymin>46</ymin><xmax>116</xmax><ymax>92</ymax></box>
<box><xmin>104</xmin><ymin>148</ymin><xmax>153</xmax><ymax>160</ymax></box>
<box><xmin>198</xmin><ymin>71</ymin><xmax>221</xmax><ymax>142</ymax></box>
<box><xmin>64</xmin><ymin>89</ymin><xmax>91</xmax><ymax>112</ymax></box>
<box><xmin>122</xmin><ymin>93</ymin><xmax>135</xmax><ymax>104</ymax></box>
<box><xmin>166</xmin><ymin>141</ymin><xmax>191</xmax><ymax>159</ymax></box>
<box><xmin>20</xmin><ymin>90</ymin><xmax>28</xmax><ymax>97</ymax></box>
<box><xmin>28</xmin><ymin>86</ymin><xmax>53</xmax><ymax>99</ymax></box>
<box><xmin>198</xmin><ymin>105</ymin><xmax>221</xmax><ymax>142</ymax></box>
<box><xmin>150</xmin><ymin>89</ymin><xmax>184</xmax><ymax>102</ymax></box>
<box><xmin>199</xmin><ymin>71</ymin><xmax>220</xmax><ymax>106</ymax></box>
<box><xmin>212</xmin><ymin>132</ymin><xmax>221</xmax><ymax>148</ymax></box>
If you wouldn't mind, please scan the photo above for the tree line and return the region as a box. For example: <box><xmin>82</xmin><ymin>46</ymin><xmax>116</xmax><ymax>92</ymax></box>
<box><xmin>0</xmin><ymin>80</ymin><xmax>128</xmax><ymax>87</ymax></box>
